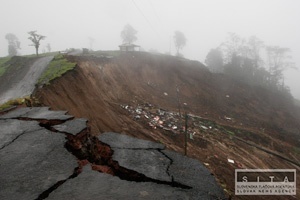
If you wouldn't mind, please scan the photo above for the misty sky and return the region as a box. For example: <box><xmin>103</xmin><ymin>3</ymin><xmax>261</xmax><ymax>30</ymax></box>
<box><xmin>0</xmin><ymin>0</ymin><xmax>299</xmax><ymax>99</ymax></box>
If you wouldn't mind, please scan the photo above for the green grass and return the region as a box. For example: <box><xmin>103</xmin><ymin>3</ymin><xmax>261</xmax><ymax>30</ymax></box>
<box><xmin>226</xmin><ymin>130</ymin><xmax>235</xmax><ymax>136</ymax></box>
<box><xmin>38</xmin><ymin>54</ymin><xmax>76</xmax><ymax>85</ymax></box>
<box><xmin>0</xmin><ymin>57</ymin><xmax>11</xmax><ymax>77</ymax></box>
<box><xmin>91</xmin><ymin>50</ymin><xmax>121</xmax><ymax>57</ymax></box>
<box><xmin>0</xmin><ymin>97</ymin><xmax>28</xmax><ymax>111</ymax></box>
<box><xmin>24</xmin><ymin>51</ymin><xmax>60</xmax><ymax>58</ymax></box>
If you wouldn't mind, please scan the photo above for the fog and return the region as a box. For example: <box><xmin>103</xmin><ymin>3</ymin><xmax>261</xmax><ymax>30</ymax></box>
<box><xmin>1</xmin><ymin>0</ymin><xmax>299</xmax><ymax>99</ymax></box>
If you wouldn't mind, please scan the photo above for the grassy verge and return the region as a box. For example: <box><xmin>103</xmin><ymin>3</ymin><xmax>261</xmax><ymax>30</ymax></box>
<box><xmin>38</xmin><ymin>54</ymin><xmax>76</xmax><ymax>85</ymax></box>
<box><xmin>91</xmin><ymin>50</ymin><xmax>121</xmax><ymax>57</ymax></box>
<box><xmin>0</xmin><ymin>97</ymin><xmax>28</xmax><ymax>111</ymax></box>
<box><xmin>24</xmin><ymin>51</ymin><xmax>60</xmax><ymax>58</ymax></box>
<box><xmin>0</xmin><ymin>96</ymin><xmax>41</xmax><ymax>111</ymax></box>
<box><xmin>0</xmin><ymin>57</ymin><xmax>11</xmax><ymax>77</ymax></box>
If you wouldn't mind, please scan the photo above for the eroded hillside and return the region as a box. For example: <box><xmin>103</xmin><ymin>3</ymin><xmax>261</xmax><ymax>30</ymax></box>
<box><xmin>35</xmin><ymin>52</ymin><xmax>300</xmax><ymax>199</ymax></box>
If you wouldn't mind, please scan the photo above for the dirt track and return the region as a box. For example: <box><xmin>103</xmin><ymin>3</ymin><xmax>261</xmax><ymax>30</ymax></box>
<box><xmin>0</xmin><ymin>56</ymin><xmax>53</xmax><ymax>104</ymax></box>
<box><xmin>35</xmin><ymin>52</ymin><xmax>300</xmax><ymax>199</ymax></box>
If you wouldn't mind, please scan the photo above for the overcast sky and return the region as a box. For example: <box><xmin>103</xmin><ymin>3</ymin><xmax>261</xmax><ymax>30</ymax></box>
<box><xmin>0</xmin><ymin>0</ymin><xmax>299</xmax><ymax>99</ymax></box>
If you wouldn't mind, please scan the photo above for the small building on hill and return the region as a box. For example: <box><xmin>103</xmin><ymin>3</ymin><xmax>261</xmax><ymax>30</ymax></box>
<box><xmin>119</xmin><ymin>43</ymin><xmax>140</xmax><ymax>52</ymax></box>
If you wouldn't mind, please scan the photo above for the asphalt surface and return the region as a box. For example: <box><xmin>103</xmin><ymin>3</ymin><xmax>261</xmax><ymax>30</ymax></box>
<box><xmin>0</xmin><ymin>56</ymin><xmax>53</xmax><ymax>104</ymax></box>
<box><xmin>0</xmin><ymin>107</ymin><xmax>77</xmax><ymax>200</ymax></box>
<box><xmin>0</xmin><ymin>107</ymin><xmax>226</xmax><ymax>199</ymax></box>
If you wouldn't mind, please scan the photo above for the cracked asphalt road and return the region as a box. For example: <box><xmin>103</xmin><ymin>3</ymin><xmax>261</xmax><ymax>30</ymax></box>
<box><xmin>0</xmin><ymin>107</ymin><xmax>226</xmax><ymax>200</ymax></box>
<box><xmin>0</xmin><ymin>107</ymin><xmax>77</xmax><ymax>200</ymax></box>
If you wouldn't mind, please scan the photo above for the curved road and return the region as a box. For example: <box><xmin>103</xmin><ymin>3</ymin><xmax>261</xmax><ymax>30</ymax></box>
<box><xmin>0</xmin><ymin>56</ymin><xmax>53</xmax><ymax>104</ymax></box>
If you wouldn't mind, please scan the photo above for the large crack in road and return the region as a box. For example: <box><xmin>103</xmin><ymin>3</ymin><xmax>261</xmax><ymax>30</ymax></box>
<box><xmin>35</xmin><ymin>167</ymin><xmax>80</xmax><ymax>200</ymax></box>
<box><xmin>0</xmin><ymin>107</ymin><xmax>226</xmax><ymax>200</ymax></box>
<box><xmin>64</xmin><ymin>131</ymin><xmax>191</xmax><ymax>189</ymax></box>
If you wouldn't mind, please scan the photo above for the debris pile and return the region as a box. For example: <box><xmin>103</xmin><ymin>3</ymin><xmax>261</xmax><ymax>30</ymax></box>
<box><xmin>121</xmin><ymin>103</ymin><xmax>182</xmax><ymax>133</ymax></box>
<box><xmin>120</xmin><ymin>102</ymin><xmax>221</xmax><ymax>138</ymax></box>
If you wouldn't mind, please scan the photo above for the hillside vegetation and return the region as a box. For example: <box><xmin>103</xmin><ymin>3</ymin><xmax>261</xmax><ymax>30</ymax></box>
<box><xmin>38</xmin><ymin>54</ymin><xmax>76</xmax><ymax>85</ymax></box>
<box><xmin>0</xmin><ymin>57</ymin><xmax>11</xmax><ymax>76</ymax></box>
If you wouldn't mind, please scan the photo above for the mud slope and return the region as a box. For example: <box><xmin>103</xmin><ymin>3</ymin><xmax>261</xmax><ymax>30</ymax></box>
<box><xmin>36</xmin><ymin>52</ymin><xmax>300</xmax><ymax>199</ymax></box>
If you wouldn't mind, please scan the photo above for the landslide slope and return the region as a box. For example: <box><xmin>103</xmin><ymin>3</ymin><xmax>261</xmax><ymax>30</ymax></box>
<box><xmin>36</xmin><ymin>52</ymin><xmax>300</xmax><ymax>199</ymax></box>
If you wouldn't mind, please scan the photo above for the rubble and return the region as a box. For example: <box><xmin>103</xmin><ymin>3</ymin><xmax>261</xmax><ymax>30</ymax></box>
<box><xmin>120</xmin><ymin>102</ymin><xmax>220</xmax><ymax>138</ymax></box>
<box><xmin>224</xmin><ymin>116</ymin><xmax>232</xmax><ymax>121</ymax></box>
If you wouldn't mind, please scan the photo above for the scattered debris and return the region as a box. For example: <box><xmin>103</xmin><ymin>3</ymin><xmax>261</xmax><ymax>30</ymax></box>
<box><xmin>120</xmin><ymin>102</ymin><xmax>242</xmax><ymax>145</ymax></box>
<box><xmin>136</xmin><ymin>108</ymin><xmax>142</xmax><ymax>114</ymax></box>
<box><xmin>120</xmin><ymin>102</ymin><xmax>224</xmax><ymax>137</ymax></box>
<box><xmin>188</xmin><ymin>114</ymin><xmax>202</xmax><ymax>119</ymax></box>
<box><xmin>224</xmin><ymin>116</ymin><xmax>232</xmax><ymax>121</ymax></box>
<box><xmin>189</xmin><ymin>133</ymin><xmax>194</xmax><ymax>140</ymax></box>
<box><xmin>154</xmin><ymin>116</ymin><xmax>160</xmax><ymax>121</ymax></box>
<box><xmin>227</xmin><ymin>159</ymin><xmax>234</xmax><ymax>164</ymax></box>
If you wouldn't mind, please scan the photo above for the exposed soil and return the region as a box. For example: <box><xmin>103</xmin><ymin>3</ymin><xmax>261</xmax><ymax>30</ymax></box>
<box><xmin>35</xmin><ymin>52</ymin><xmax>300</xmax><ymax>199</ymax></box>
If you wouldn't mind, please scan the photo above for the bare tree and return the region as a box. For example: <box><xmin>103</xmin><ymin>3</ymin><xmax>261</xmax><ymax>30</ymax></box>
<box><xmin>248</xmin><ymin>35</ymin><xmax>264</xmax><ymax>69</ymax></box>
<box><xmin>221</xmin><ymin>34</ymin><xmax>265</xmax><ymax>79</ymax></box>
<box><xmin>121</xmin><ymin>24</ymin><xmax>137</xmax><ymax>44</ymax></box>
<box><xmin>173</xmin><ymin>31</ymin><xmax>186</xmax><ymax>56</ymax></box>
<box><xmin>5</xmin><ymin>33</ymin><xmax>20</xmax><ymax>56</ymax></box>
<box><xmin>266</xmin><ymin>46</ymin><xmax>295</xmax><ymax>89</ymax></box>
<box><xmin>28</xmin><ymin>31</ymin><xmax>46</xmax><ymax>56</ymax></box>
<box><xmin>220</xmin><ymin>32</ymin><xmax>244</xmax><ymax>64</ymax></box>
<box><xmin>219</xmin><ymin>33</ymin><xmax>296</xmax><ymax>94</ymax></box>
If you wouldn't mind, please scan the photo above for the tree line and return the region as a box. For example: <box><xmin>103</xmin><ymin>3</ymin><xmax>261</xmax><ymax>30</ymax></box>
<box><xmin>205</xmin><ymin>33</ymin><xmax>296</xmax><ymax>96</ymax></box>
<box><xmin>121</xmin><ymin>24</ymin><xmax>186</xmax><ymax>57</ymax></box>
<box><xmin>5</xmin><ymin>24</ymin><xmax>188</xmax><ymax>58</ymax></box>
<box><xmin>4</xmin><ymin>27</ymin><xmax>294</xmax><ymax>98</ymax></box>
<box><xmin>4</xmin><ymin>31</ymin><xmax>49</xmax><ymax>57</ymax></box>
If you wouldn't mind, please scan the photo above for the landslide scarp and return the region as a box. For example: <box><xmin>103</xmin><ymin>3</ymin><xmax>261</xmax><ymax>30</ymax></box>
<box><xmin>34</xmin><ymin>52</ymin><xmax>300</xmax><ymax>199</ymax></box>
<box><xmin>35</xmin><ymin>52</ymin><xmax>300</xmax><ymax>142</ymax></box>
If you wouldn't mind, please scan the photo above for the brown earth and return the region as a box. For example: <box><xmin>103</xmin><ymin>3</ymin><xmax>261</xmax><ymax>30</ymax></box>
<box><xmin>35</xmin><ymin>52</ymin><xmax>300</xmax><ymax>199</ymax></box>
